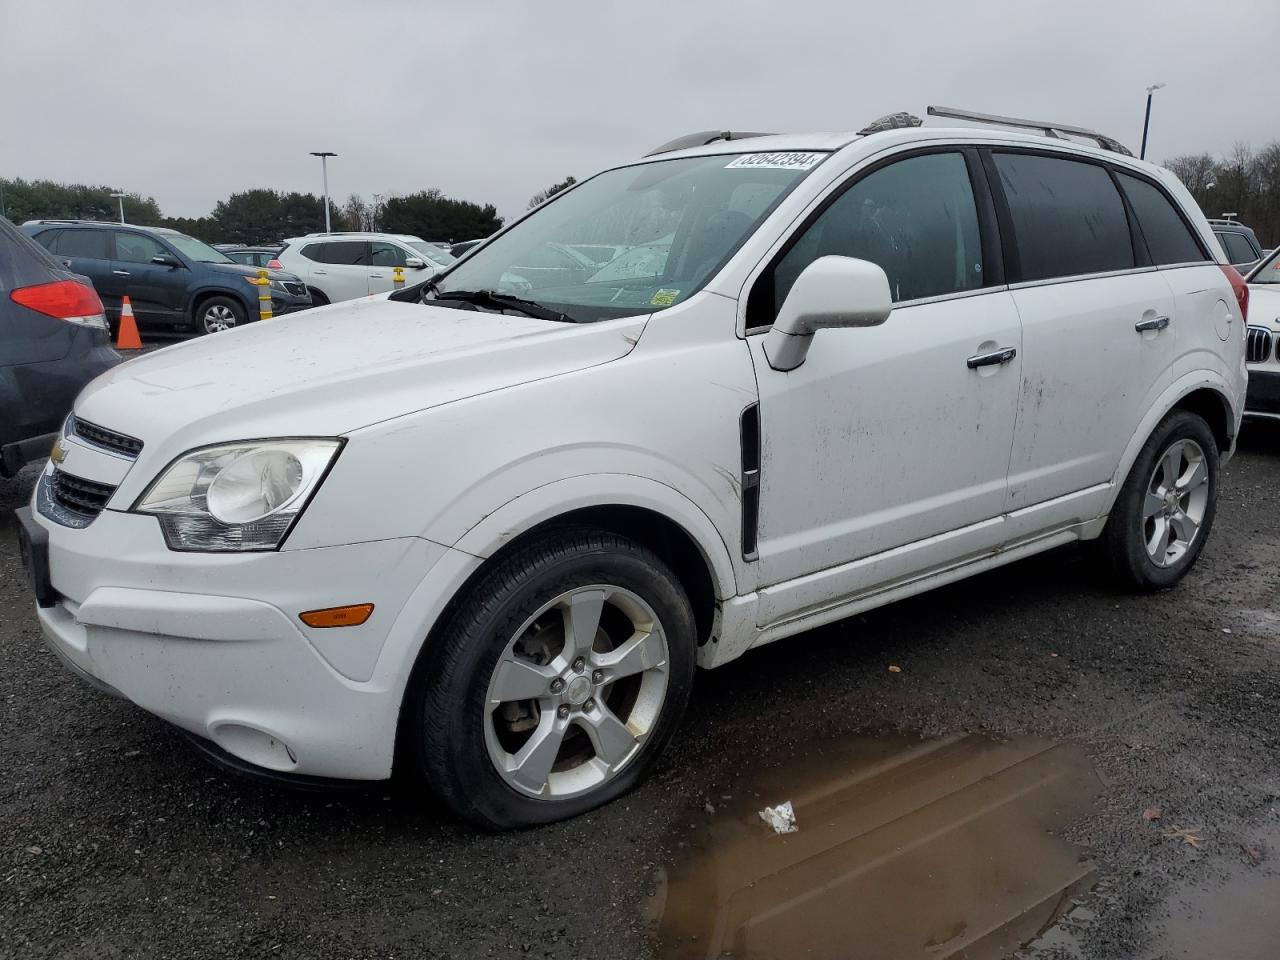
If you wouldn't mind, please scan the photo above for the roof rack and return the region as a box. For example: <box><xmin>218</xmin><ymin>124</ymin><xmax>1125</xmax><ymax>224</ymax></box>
<box><xmin>1207</xmin><ymin>216</ymin><xmax>1240</xmax><ymax>225</ymax></box>
<box><xmin>926</xmin><ymin>105</ymin><xmax>1134</xmax><ymax>157</ymax></box>
<box><xmin>644</xmin><ymin>130</ymin><xmax>774</xmax><ymax>157</ymax></box>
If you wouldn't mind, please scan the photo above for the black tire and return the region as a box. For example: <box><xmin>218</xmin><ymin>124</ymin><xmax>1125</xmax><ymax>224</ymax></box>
<box><xmin>1099</xmin><ymin>410</ymin><xmax>1219</xmax><ymax>591</ymax></box>
<box><xmin>195</xmin><ymin>295</ymin><xmax>246</xmax><ymax>335</ymax></box>
<box><xmin>408</xmin><ymin>528</ymin><xmax>697</xmax><ymax>829</ymax></box>
<box><xmin>307</xmin><ymin>287</ymin><xmax>330</xmax><ymax>307</ymax></box>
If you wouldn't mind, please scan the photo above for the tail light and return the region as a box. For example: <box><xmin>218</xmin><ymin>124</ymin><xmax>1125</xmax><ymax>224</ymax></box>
<box><xmin>267</xmin><ymin>259</ymin><xmax>282</xmax><ymax>270</ymax></box>
<box><xmin>10</xmin><ymin>280</ymin><xmax>108</xmax><ymax>330</ymax></box>
<box><xmin>1218</xmin><ymin>264</ymin><xmax>1249</xmax><ymax>323</ymax></box>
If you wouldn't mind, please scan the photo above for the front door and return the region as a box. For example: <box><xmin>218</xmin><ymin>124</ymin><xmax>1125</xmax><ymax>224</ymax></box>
<box><xmin>368</xmin><ymin>240</ymin><xmax>407</xmax><ymax>295</ymax></box>
<box><xmin>748</xmin><ymin>150</ymin><xmax>1023</xmax><ymax>624</ymax></box>
<box><xmin>111</xmin><ymin>230</ymin><xmax>188</xmax><ymax>330</ymax></box>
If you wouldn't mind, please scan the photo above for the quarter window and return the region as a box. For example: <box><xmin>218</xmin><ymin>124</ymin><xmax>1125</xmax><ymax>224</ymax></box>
<box><xmin>993</xmin><ymin>153</ymin><xmax>1134</xmax><ymax>282</ymax></box>
<box><xmin>1116</xmin><ymin>173</ymin><xmax>1207</xmax><ymax>266</ymax></box>
<box><xmin>114</xmin><ymin>232</ymin><xmax>167</xmax><ymax>264</ymax></box>
<box><xmin>770</xmin><ymin>152</ymin><xmax>984</xmax><ymax>311</ymax></box>
<box><xmin>1220</xmin><ymin>232</ymin><xmax>1258</xmax><ymax>265</ymax></box>
<box><xmin>51</xmin><ymin>229</ymin><xmax>111</xmax><ymax>260</ymax></box>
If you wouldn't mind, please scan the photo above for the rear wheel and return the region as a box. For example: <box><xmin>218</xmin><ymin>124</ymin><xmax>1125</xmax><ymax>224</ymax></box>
<box><xmin>409</xmin><ymin>528</ymin><xmax>696</xmax><ymax>829</ymax></box>
<box><xmin>197</xmin><ymin>296</ymin><xmax>245</xmax><ymax>334</ymax></box>
<box><xmin>307</xmin><ymin>287</ymin><xmax>330</xmax><ymax>307</ymax></box>
<box><xmin>1100</xmin><ymin>410</ymin><xmax>1218</xmax><ymax>591</ymax></box>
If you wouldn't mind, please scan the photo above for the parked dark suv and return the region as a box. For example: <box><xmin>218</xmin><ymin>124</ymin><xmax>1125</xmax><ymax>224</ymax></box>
<box><xmin>1209</xmin><ymin>219</ymin><xmax>1266</xmax><ymax>271</ymax></box>
<box><xmin>20</xmin><ymin>221</ymin><xmax>312</xmax><ymax>336</ymax></box>
<box><xmin>0</xmin><ymin>216</ymin><xmax>121</xmax><ymax>477</ymax></box>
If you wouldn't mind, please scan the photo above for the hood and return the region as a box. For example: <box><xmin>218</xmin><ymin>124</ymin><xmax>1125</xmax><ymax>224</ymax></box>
<box><xmin>204</xmin><ymin>260</ymin><xmax>296</xmax><ymax>282</ymax></box>
<box><xmin>75</xmin><ymin>298</ymin><xmax>646</xmax><ymax>452</ymax></box>
<box><xmin>1248</xmin><ymin>285</ymin><xmax>1280</xmax><ymax>327</ymax></box>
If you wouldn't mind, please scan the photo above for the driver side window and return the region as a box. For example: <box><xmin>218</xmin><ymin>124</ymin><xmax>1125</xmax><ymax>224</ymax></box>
<box><xmin>757</xmin><ymin>152</ymin><xmax>984</xmax><ymax>324</ymax></box>
<box><xmin>370</xmin><ymin>241</ymin><xmax>407</xmax><ymax>268</ymax></box>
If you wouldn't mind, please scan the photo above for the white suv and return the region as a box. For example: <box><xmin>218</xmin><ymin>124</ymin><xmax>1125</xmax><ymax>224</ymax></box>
<box><xmin>18</xmin><ymin>110</ymin><xmax>1248</xmax><ymax>829</ymax></box>
<box><xmin>1243</xmin><ymin>247</ymin><xmax>1280</xmax><ymax>418</ymax></box>
<box><xmin>276</xmin><ymin>232</ymin><xmax>454</xmax><ymax>304</ymax></box>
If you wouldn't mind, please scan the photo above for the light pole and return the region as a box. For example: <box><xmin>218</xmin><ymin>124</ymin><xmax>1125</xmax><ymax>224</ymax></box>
<box><xmin>310</xmin><ymin>151</ymin><xmax>337</xmax><ymax>232</ymax></box>
<box><xmin>109</xmin><ymin>192</ymin><xmax>127</xmax><ymax>224</ymax></box>
<box><xmin>1139</xmin><ymin>82</ymin><xmax>1165</xmax><ymax>160</ymax></box>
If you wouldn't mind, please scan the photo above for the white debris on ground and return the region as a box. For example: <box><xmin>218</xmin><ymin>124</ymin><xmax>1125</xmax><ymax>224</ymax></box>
<box><xmin>758</xmin><ymin>800</ymin><xmax>798</xmax><ymax>834</ymax></box>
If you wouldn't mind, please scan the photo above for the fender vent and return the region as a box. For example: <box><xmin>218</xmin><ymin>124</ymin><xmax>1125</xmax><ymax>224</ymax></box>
<box><xmin>741</xmin><ymin>404</ymin><xmax>761</xmax><ymax>561</ymax></box>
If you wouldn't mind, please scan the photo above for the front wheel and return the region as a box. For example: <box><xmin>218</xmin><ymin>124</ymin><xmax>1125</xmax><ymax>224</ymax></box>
<box><xmin>408</xmin><ymin>529</ymin><xmax>696</xmax><ymax>829</ymax></box>
<box><xmin>197</xmin><ymin>296</ymin><xmax>245</xmax><ymax>334</ymax></box>
<box><xmin>1099</xmin><ymin>410</ymin><xmax>1219</xmax><ymax>591</ymax></box>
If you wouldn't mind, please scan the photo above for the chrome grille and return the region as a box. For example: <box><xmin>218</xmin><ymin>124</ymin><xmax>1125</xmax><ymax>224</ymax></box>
<box><xmin>49</xmin><ymin>469</ymin><xmax>116</xmax><ymax>519</ymax></box>
<box><xmin>1246</xmin><ymin>326</ymin><xmax>1273</xmax><ymax>364</ymax></box>
<box><xmin>69</xmin><ymin>416</ymin><xmax>143</xmax><ymax>459</ymax></box>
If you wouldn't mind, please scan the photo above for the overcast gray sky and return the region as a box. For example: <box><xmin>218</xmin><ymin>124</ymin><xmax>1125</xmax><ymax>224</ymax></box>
<box><xmin>2</xmin><ymin>0</ymin><xmax>1275</xmax><ymax>223</ymax></box>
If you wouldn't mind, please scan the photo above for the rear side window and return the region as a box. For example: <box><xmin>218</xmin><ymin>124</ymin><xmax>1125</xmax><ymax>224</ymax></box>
<box><xmin>1221</xmin><ymin>231</ymin><xmax>1258</xmax><ymax>264</ymax></box>
<box><xmin>993</xmin><ymin>153</ymin><xmax>1133</xmax><ymax>282</ymax></box>
<box><xmin>31</xmin><ymin>229</ymin><xmax>60</xmax><ymax>251</ymax></box>
<box><xmin>315</xmin><ymin>240</ymin><xmax>370</xmax><ymax>266</ymax></box>
<box><xmin>52</xmin><ymin>229</ymin><xmax>112</xmax><ymax>260</ymax></box>
<box><xmin>771</xmin><ymin>151</ymin><xmax>984</xmax><ymax>309</ymax></box>
<box><xmin>1116</xmin><ymin>173</ymin><xmax>1207</xmax><ymax>266</ymax></box>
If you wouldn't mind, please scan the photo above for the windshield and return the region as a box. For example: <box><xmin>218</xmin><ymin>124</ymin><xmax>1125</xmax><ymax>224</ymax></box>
<box><xmin>167</xmin><ymin>234</ymin><xmax>233</xmax><ymax>263</ymax></box>
<box><xmin>409</xmin><ymin>241</ymin><xmax>455</xmax><ymax>266</ymax></box>
<box><xmin>432</xmin><ymin>151</ymin><xmax>827</xmax><ymax>322</ymax></box>
<box><xmin>1249</xmin><ymin>247</ymin><xmax>1280</xmax><ymax>284</ymax></box>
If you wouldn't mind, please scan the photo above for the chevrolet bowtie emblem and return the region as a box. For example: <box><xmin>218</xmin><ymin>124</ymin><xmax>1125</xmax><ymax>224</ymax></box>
<box><xmin>50</xmin><ymin>439</ymin><xmax>67</xmax><ymax>465</ymax></box>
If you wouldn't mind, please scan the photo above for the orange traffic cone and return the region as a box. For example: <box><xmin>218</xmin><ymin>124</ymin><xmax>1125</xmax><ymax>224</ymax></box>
<box><xmin>116</xmin><ymin>295</ymin><xmax>143</xmax><ymax>350</ymax></box>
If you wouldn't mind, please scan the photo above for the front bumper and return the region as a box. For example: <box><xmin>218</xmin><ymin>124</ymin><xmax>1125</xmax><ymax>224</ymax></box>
<box><xmin>1245</xmin><ymin>367</ymin><xmax>1280</xmax><ymax>416</ymax></box>
<box><xmin>20</xmin><ymin>499</ymin><xmax>451</xmax><ymax>781</ymax></box>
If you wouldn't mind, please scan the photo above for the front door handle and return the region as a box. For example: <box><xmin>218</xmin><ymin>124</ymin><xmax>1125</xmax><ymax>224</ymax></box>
<box><xmin>112</xmin><ymin>269</ymin><xmax>131</xmax><ymax>277</ymax></box>
<box><xmin>967</xmin><ymin>346</ymin><xmax>1017</xmax><ymax>369</ymax></box>
<box><xmin>1135</xmin><ymin>316</ymin><xmax>1170</xmax><ymax>333</ymax></box>
<box><xmin>313</xmin><ymin>269</ymin><xmax>327</xmax><ymax>275</ymax></box>
<box><xmin>369</xmin><ymin>272</ymin><xmax>385</xmax><ymax>278</ymax></box>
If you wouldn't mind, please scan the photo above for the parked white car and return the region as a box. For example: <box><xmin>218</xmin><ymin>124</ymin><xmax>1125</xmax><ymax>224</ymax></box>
<box><xmin>18</xmin><ymin>111</ymin><xmax>1248</xmax><ymax>829</ymax></box>
<box><xmin>1243</xmin><ymin>247</ymin><xmax>1280</xmax><ymax>419</ymax></box>
<box><xmin>276</xmin><ymin>231</ymin><xmax>453</xmax><ymax>305</ymax></box>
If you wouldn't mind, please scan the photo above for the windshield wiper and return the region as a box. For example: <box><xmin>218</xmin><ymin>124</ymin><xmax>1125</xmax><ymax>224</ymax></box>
<box><xmin>432</xmin><ymin>289</ymin><xmax>577</xmax><ymax>324</ymax></box>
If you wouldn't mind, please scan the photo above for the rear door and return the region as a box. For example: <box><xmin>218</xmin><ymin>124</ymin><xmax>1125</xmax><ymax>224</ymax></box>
<box><xmin>309</xmin><ymin>240</ymin><xmax>371</xmax><ymax>301</ymax></box>
<box><xmin>989</xmin><ymin>150</ymin><xmax>1177</xmax><ymax>533</ymax></box>
<box><xmin>111</xmin><ymin>230</ymin><xmax>187</xmax><ymax>329</ymax></box>
<box><xmin>41</xmin><ymin>228</ymin><xmax>116</xmax><ymax>316</ymax></box>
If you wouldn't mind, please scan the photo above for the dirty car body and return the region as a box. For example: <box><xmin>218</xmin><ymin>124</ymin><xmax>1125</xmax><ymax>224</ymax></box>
<box><xmin>19</xmin><ymin>122</ymin><xmax>1247</xmax><ymax>828</ymax></box>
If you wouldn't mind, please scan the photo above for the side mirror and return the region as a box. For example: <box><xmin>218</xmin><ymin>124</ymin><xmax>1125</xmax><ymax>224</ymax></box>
<box><xmin>405</xmin><ymin>257</ymin><xmax>426</xmax><ymax>269</ymax></box>
<box><xmin>151</xmin><ymin>254</ymin><xmax>183</xmax><ymax>268</ymax></box>
<box><xmin>762</xmin><ymin>256</ymin><xmax>892</xmax><ymax>372</ymax></box>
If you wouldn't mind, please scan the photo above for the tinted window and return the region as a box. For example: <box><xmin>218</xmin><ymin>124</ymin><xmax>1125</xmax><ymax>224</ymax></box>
<box><xmin>993</xmin><ymin>153</ymin><xmax>1133</xmax><ymax>281</ymax></box>
<box><xmin>1116</xmin><ymin>173</ymin><xmax>1206</xmax><ymax>265</ymax></box>
<box><xmin>318</xmin><ymin>240</ymin><xmax>370</xmax><ymax>265</ymax></box>
<box><xmin>52</xmin><ymin>229</ymin><xmax>112</xmax><ymax>260</ymax></box>
<box><xmin>300</xmin><ymin>243</ymin><xmax>325</xmax><ymax>262</ymax></box>
<box><xmin>370</xmin><ymin>241</ymin><xmax>406</xmax><ymax>267</ymax></box>
<box><xmin>772</xmin><ymin>152</ymin><xmax>984</xmax><ymax>309</ymax></box>
<box><xmin>114</xmin><ymin>232</ymin><xmax>167</xmax><ymax>264</ymax></box>
<box><xmin>31</xmin><ymin>230</ymin><xmax>60</xmax><ymax>252</ymax></box>
<box><xmin>1221</xmin><ymin>231</ymin><xmax>1258</xmax><ymax>265</ymax></box>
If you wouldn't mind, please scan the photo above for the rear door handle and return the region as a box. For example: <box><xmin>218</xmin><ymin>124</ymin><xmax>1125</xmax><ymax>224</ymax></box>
<box><xmin>369</xmin><ymin>272</ymin><xmax>385</xmax><ymax>278</ymax></box>
<box><xmin>1135</xmin><ymin>316</ymin><xmax>1170</xmax><ymax>333</ymax></box>
<box><xmin>112</xmin><ymin>269</ymin><xmax>131</xmax><ymax>277</ymax></box>
<box><xmin>313</xmin><ymin>269</ymin><xmax>327</xmax><ymax>275</ymax></box>
<box><xmin>967</xmin><ymin>346</ymin><xmax>1017</xmax><ymax>369</ymax></box>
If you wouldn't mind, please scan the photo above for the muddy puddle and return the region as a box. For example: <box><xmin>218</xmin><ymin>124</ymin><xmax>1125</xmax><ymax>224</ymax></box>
<box><xmin>652</xmin><ymin>733</ymin><xmax>1101</xmax><ymax>960</ymax></box>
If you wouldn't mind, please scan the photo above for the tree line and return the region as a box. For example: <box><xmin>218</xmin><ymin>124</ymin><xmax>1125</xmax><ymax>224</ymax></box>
<box><xmin>1164</xmin><ymin>142</ymin><xmax>1280</xmax><ymax>247</ymax></box>
<box><xmin>0</xmin><ymin>179</ymin><xmax>507</xmax><ymax>246</ymax></box>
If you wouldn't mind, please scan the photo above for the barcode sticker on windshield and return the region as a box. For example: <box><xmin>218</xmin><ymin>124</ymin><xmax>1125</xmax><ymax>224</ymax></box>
<box><xmin>725</xmin><ymin>152</ymin><xmax>824</xmax><ymax>171</ymax></box>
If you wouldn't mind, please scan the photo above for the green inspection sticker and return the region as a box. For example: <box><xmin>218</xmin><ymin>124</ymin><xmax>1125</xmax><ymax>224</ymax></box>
<box><xmin>650</xmin><ymin>288</ymin><xmax>681</xmax><ymax>306</ymax></box>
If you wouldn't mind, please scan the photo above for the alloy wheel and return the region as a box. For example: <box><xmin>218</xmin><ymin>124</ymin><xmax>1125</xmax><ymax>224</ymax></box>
<box><xmin>483</xmin><ymin>585</ymin><xmax>670</xmax><ymax>800</ymax></box>
<box><xmin>203</xmin><ymin>304</ymin><xmax>237</xmax><ymax>333</ymax></box>
<box><xmin>1142</xmin><ymin>437</ymin><xmax>1210</xmax><ymax>567</ymax></box>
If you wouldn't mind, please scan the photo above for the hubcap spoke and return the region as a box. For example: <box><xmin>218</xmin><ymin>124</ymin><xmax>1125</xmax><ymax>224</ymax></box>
<box><xmin>1147</xmin><ymin>517</ymin><xmax>1171</xmax><ymax>559</ymax></box>
<box><xmin>580</xmin><ymin>704</ymin><xmax>639</xmax><ymax>770</ymax></box>
<box><xmin>509</xmin><ymin>712</ymin><xmax>569</xmax><ymax>794</ymax></box>
<box><xmin>1177</xmin><ymin>458</ymin><xmax>1206</xmax><ymax>493</ymax></box>
<box><xmin>593</xmin><ymin>628</ymin><xmax>666</xmax><ymax>681</ymax></box>
<box><xmin>490</xmin><ymin>656</ymin><xmax>557</xmax><ymax>703</ymax></box>
<box><xmin>1161</xmin><ymin>446</ymin><xmax>1184</xmax><ymax>489</ymax></box>
<box><xmin>1170</xmin><ymin>510</ymin><xmax>1199</xmax><ymax>544</ymax></box>
<box><xmin>1143</xmin><ymin>490</ymin><xmax>1166</xmax><ymax>519</ymax></box>
<box><xmin>561</xmin><ymin>590</ymin><xmax>606</xmax><ymax>658</ymax></box>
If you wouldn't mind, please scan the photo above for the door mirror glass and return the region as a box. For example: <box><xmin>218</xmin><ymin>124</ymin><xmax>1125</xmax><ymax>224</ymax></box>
<box><xmin>762</xmin><ymin>256</ymin><xmax>892</xmax><ymax>371</ymax></box>
<box><xmin>405</xmin><ymin>256</ymin><xmax>426</xmax><ymax>269</ymax></box>
<box><xmin>150</xmin><ymin>254</ymin><xmax>183</xmax><ymax>268</ymax></box>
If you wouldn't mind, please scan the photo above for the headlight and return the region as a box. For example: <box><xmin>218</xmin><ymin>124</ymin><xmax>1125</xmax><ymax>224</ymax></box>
<box><xmin>133</xmin><ymin>439</ymin><xmax>342</xmax><ymax>552</ymax></box>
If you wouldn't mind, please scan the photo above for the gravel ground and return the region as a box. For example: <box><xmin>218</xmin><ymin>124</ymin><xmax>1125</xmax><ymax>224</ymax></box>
<box><xmin>3</xmin><ymin>426</ymin><xmax>1279</xmax><ymax>959</ymax></box>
